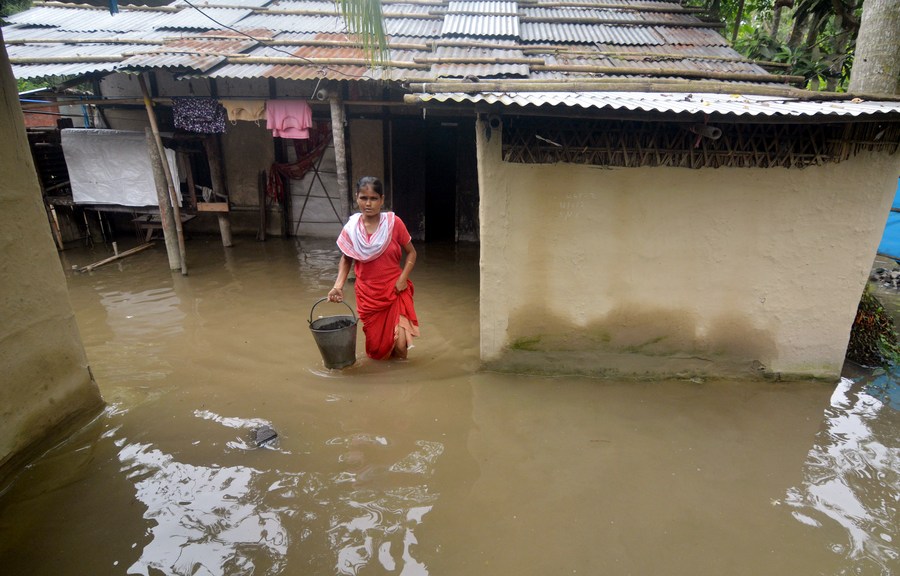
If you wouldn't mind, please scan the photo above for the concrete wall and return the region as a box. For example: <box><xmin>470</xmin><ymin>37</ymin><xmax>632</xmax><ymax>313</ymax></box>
<box><xmin>477</xmin><ymin>117</ymin><xmax>900</xmax><ymax>380</ymax></box>
<box><xmin>0</xmin><ymin>40</ymin><xmax>103</xmax><ymax>485</ymax></box>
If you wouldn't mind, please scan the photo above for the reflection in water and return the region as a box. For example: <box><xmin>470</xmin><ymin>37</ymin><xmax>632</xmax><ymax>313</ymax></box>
<box><xmin>785</xmin><ymin>377</ymin><xmax>899</xmax><ymax>575</ymax></box>
<box><xmin>118</xmin><ymin>419</ymin><xmax>441</xmax><ymax>575</ymax></box>
<box><xmin>92</xmin><ymin>286</ymin><xmax>184</xmax><ymax>383</ymax></box>
<box><xmin>3</xmin><ymin>240</ymin><xmax>898</xmax><ymax>576</ymax></box>
<box><xmin>122</xmin><ymin>443</ymin><xmax>289</xmax><ymax>576</ymax></box>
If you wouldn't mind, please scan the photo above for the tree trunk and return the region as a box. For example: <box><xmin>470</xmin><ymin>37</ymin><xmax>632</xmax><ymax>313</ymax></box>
<box><xmin>771</xmin><ymin>7</ymin><xmax>783</xmax><ymax>39</ymax></box>
<box><xmin>803</xmin><ymin>12</ymin><xmax>824</xmax><ymax>52</ymax></box>
<box><xmin>732</xmin><ymin>0</ymin><xmax>746</xmax><ymax>44</ymax></box>
<box><xmin>850</xmin><ymin>0</ymin><xmax>900</xmax><ymax>94</ymax></box>
<box><xmin>788</xmin><ymin>13</ymin><xmax>807</xmax><ymax>49</ymax></box>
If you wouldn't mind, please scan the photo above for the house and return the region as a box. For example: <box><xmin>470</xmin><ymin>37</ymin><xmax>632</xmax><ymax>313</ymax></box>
<box><xmin>4</xmin><ymin>0</ymin><xmax>900</xmax><ymax>379</ymax></box>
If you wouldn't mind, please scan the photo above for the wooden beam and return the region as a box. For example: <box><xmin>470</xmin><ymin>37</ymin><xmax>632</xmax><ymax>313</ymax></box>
<box><xmin>519</xmin><ymin>16</ymin><xmax>726</xmax><ymax>28</ymax></box>
<box><xmin>224</xmin><ymin>56</ymin><xmax>429</xmax><ymax>69</ymax></box>
<box><xmin>414</xmin><ymin>56</ymin><xmax>545</xmax><ymax>65</ymax></box>
<box><xmin>77</xmin><ymin>242</ymin><xmax>155</xmax><ymax>273</ymax></box>
<box><xmin>406</xmin><ymin>79</ymin><xmax>900</xmax><ymax>101</ymax></box>
<box><xmin>196</xmin><ymin>202</ymin><xmax>230</xmax><ymax>212</ymax></box>
<box><xmin>9</xmin><ymin>56</ymin><xmax>123</xmax><ymax>64</ymax></box>
<box><xmin>528</xmin><ymin>64</ymin><xmax>806</xmax><ymax>84</ymax></box>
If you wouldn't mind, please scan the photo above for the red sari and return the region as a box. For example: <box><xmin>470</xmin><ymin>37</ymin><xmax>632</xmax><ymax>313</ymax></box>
<box><xmin>351</xmin><ymin>217</ymin><xmax>419</xmax><ymax>359</ymax></box>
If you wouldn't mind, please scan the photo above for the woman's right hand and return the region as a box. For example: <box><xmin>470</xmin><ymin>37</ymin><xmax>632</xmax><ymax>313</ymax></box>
<box><xmin>328</xmin><ymin>287</ymin><xmax>343</xmax><ymax>303</ymax></box>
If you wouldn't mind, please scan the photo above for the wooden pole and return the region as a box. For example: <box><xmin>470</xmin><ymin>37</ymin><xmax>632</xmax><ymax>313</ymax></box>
<box><xmin>77</xmin><ymin>242</ymin><xmax>155</xmax><ymax>273</ymax></box>
<box><xmin>258</xmin><ymin>169</ymin><xmax>267</xmax><ymax>241</ymax></box>
<box><xmin>329</xmin><ymin>93</ymin><xmax>350</xmax><ymax>223</ymax></box>
<box><xmin>405</xmin><ymin>79</ymin><xmax>900</xmax><ymax>101</ymax></box>
<box><xmin>139</xmin><ymin>73</ymin><xmax>188</xmax><ymax>275</ymax></box>
<box><xmin>146</xmin><ymin>128</ymin><xmax>181</xmax><ymax>270</ymax></box>
<box><xmin>202</xmin><ymin>135</ymin><xmax>233</xmax><ymax>247</ymax></box>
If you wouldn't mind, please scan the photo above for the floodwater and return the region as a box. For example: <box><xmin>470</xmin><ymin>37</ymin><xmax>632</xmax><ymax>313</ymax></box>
<box><xmin>1</xmin><ymin>237</ymin><xmax>897</xmax><ymax>576</ymax></box>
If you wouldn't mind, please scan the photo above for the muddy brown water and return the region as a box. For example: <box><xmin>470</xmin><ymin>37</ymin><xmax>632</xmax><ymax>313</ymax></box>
<box><xmin>1</xmin><ymin>238</ymin><xmax>897</xmax><ymax>576</ymax></box>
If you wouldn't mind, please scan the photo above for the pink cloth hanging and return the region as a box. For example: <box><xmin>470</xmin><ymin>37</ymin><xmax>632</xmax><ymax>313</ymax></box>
<box><xmin>266</xmin><ymin>100</ymin><xmax>312</xmax><ymax>139</ymax></box>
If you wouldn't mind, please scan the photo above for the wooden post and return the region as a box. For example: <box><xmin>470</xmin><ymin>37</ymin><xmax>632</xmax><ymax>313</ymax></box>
<box><xmin>180</xmin><ymin>150</ymin><xmax>198</xmax><ymax>211</ymax></box>
<box><xmin>138</xmin><ymin>73</ymin><xmax>188</xmax><ymax>275</ymax></box>
<box><xmin>257</xmin><ymin>169</ymin><xmax>267</xmax><ymax>241</ymax></box>
<box><xmin>146</xmin><ymin>128</ymin><xmax>181</xmax><ymax>270</ymax></box>
<box><xmin>202</xmin><ymin>135</ymin><xmax>233</xmax><ymax>247</ymax></box>
<box><xmin>329</xmin><ymin>93</ymin><xmax>349</xmax><ymax>221</ymax></box>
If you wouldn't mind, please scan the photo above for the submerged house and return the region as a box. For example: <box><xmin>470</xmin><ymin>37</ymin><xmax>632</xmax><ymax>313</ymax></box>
<box><xmin>4</xmin><ymin>0</ymin><xmax>900</xmax><ymax>380</ymax></box>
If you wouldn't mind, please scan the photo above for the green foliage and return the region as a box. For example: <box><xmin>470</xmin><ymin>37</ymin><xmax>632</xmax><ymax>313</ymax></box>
<box><xmin>846</xmin><ymin>285</ymin><xmax>900</xmax><ymax>367</ymax></box>
<box><xmin>689</xmin><ymin>0</ymin><xmax>862</xmax><ymax>91</ymax></box>
<box><xmin>16</xmin><ymin>77</ymin><xmax>51</xmax><ymax>92</ymax></box>
<box><xmin>0</xmin><ymin>0</ymin><xmax>31</xmax><ymax>18</ymax></box>
<box><xmin>335</xmin><ymin>0</ymin><xmax>389</xmax><ymax>66</ymax></box>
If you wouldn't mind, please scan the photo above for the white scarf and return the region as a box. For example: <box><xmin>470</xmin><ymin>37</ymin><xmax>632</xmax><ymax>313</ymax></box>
<box><xmin>337</xmin><ymin>212</ymin><xmax>395</xmax><ymax>262</ymax></box>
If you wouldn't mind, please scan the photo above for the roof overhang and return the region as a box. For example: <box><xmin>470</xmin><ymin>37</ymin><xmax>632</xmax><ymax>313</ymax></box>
<box><xmin>405</xmin><ymin>91</ymin><xmax>900</xmax><ymax>121</ymax></box>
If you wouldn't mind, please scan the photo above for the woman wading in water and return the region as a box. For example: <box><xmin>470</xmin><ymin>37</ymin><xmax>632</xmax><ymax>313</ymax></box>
<box><xmin>328</xmin><ymin>177</ymin><xmax>419</xmax><ymax>359</ymax></box>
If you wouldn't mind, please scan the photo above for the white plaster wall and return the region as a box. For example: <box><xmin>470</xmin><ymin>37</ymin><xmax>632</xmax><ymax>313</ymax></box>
<box><xmin>0</xmin><ymin>41</ymin><xmax>103</xmax><ymax>483</ymax></box>
<box><xmin>477</xmin><ymin>117</ymin><xmax>900</xmax><ymax>379</ymax></box>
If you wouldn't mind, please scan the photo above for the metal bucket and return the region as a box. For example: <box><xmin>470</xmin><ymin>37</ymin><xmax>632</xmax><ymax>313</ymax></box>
<box><xmin>309</xmin><ymin>298</ymin><xmax>358</xmax><ymax>369</ymax></box>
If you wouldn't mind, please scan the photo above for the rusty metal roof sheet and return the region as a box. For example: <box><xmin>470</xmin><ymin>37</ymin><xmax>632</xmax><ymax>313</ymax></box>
<box><xmin>1</xmin><ymin>1</ymin><xmax>785</xmax><ymax>89</ymax></box>
<box><xmin>118</xmin><ymin>34</ymin><xmax>256</xmax><ymax>71</ymax></box>
<box><xmin>414</xmin><ymin>91</ymin><xmax>900</xmax><ymax>118</ymax></box>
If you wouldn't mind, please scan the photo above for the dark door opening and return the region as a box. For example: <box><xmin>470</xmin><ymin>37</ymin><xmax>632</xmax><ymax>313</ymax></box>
<box><xmin>390</xmin><ymin>117</ymin><xmax>476</xmax><ymax>243</ymax></box>
<box><xmin>424</xmin><ymin>122</ymin><xmax>458</xmax><ymax>242</ymax></box>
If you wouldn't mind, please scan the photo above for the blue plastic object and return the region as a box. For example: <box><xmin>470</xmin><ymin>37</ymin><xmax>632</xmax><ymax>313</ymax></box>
<box><xmin>876</xmin><ymin>178</ymin><xmax>900</xmax><ymax>261</ymax></box>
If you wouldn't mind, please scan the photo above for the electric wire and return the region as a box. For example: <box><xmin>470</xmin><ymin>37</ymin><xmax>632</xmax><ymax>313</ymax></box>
<box><xmin>179</xmin><ymin>0</ymin><xmax>372</xmax><ymax>80</ymax></box>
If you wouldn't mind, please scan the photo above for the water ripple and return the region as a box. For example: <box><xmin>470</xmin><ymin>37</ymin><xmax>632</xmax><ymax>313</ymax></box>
<box><xmin>785</xmin><ymin>377</ymin><xmax>900</xmax><ymax>575</ymax></box>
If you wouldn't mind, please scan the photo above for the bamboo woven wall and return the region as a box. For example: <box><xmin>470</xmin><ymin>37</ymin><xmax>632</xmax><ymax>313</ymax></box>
<box><xmin>501</xmin><ymin>118</ymin><xmax>900</xmax><ymax>169</ymax></box>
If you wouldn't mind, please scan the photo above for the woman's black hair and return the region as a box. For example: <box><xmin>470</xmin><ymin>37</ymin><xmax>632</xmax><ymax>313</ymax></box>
<box><xmin>356</xmin><ymin>176</ymin><xmax>383</xmax><ymax>197</ymax></box>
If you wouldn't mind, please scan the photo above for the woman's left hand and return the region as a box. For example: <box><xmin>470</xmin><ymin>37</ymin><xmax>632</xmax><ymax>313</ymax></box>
<box><xmin>395</xmin><ymin>278</ymin><xmax>408</xmax><ymax>293</ymax></box>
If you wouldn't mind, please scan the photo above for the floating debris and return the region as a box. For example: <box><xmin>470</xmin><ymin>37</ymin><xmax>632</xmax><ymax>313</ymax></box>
<box><xmin>251</xmin><ymin>425</ymin><xmax>278</xmax><ymax>447</ymax></box>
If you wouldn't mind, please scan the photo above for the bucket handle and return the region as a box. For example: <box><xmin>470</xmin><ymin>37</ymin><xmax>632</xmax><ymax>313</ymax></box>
<box><xmin>309</xmin><ymin>297</ymin><xmax>357</xmax><ymax>325</ymax></box>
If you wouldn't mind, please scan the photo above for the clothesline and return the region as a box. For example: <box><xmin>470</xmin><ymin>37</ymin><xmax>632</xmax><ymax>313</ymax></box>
<box><xmin>172</xmin><ymin>96</ymin><xmax>313</xmax><ymax>139</ymax></box>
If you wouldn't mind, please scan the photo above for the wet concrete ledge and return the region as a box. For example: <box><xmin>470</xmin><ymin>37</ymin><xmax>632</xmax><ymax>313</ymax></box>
<box><xmin>483</xmin><ymin>349</ymin><xmax>841</xmax><ymax>383</ymax></box>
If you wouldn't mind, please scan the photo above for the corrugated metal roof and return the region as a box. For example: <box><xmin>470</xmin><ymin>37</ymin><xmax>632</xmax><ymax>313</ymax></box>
<box><xmin>414</xmin><ymin>91</ymin><xmax>900</xmax><ymax>117</ymax></box>
<box><xmin>117</xmin><ymin>35</ymin><xmax>256</xmax><ymax>71</ymax></box>
<box><xmin>0</xmin><ymin>1</ymin><xmax>801</xmax><ymax>91</ymax></box>
<box><xmin>431</xmin><ymin>46</ymin><xmax>529</xmax><ymax>78</ymax></box>
<box><xmin>172</xmin><ymin>0</ymin><xmax>270</xmax><ymax>7</ymax></box>
<box><xmin>119</xmin><ymin>51</ymin><xmax>225</xmax><ymax>71</ymax></box>
<box><xmin>448</xmin><ymin>1</ymin><xmax>518</xmax><ymax>14</ymax></box>
<box><xmin>520</xmin><ymin>22</ymin><xmax>662</xmax><ymax>44</ymax></box>
<box><xmin>5</xmin><ymin>6</ymin><xmax>178</xmax><ymax>32</ymax></box>
<box><xmin>654</xmin><ymin>26</ymin><xmax>728</xmax><ymax>46</ymax></box>
<box><xmin>442</xmin><ymin>14</ymin><xmax>519</xmax><ymax>37</ymax></box>
<box><xmin>160</xmin><ymin>7</ymin><xmax>254</xmax><ymax>30</ymax></box>
<box><xmin>234</xmin><ymin>13</ymin><xmax>347</xmax><ymax>34</ymax></box>
<box><xmin>11</xmin><ymin>62</ymin><xmax>122</xmax><ymax>79</ymax></box>
<box><xmin>384</xmin><ymin>17</ymin><xmax>444</xmax><ymax>37</ymax></box>
<box><xmin>522</xmin><ymin>8</ymin><xmax>643</xmax><ymax>20</ymax></box>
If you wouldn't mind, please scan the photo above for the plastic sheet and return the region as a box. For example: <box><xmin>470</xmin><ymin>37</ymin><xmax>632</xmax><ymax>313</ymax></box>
<box><xmin>877</xmin><ymin>178</ymin><xmax>900</xmax><ymax>261</ymax></box>
<box><xmin>61</xmin><ymin>129</ymin><xmax>181</xmax><ymax>207</ymax></box>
